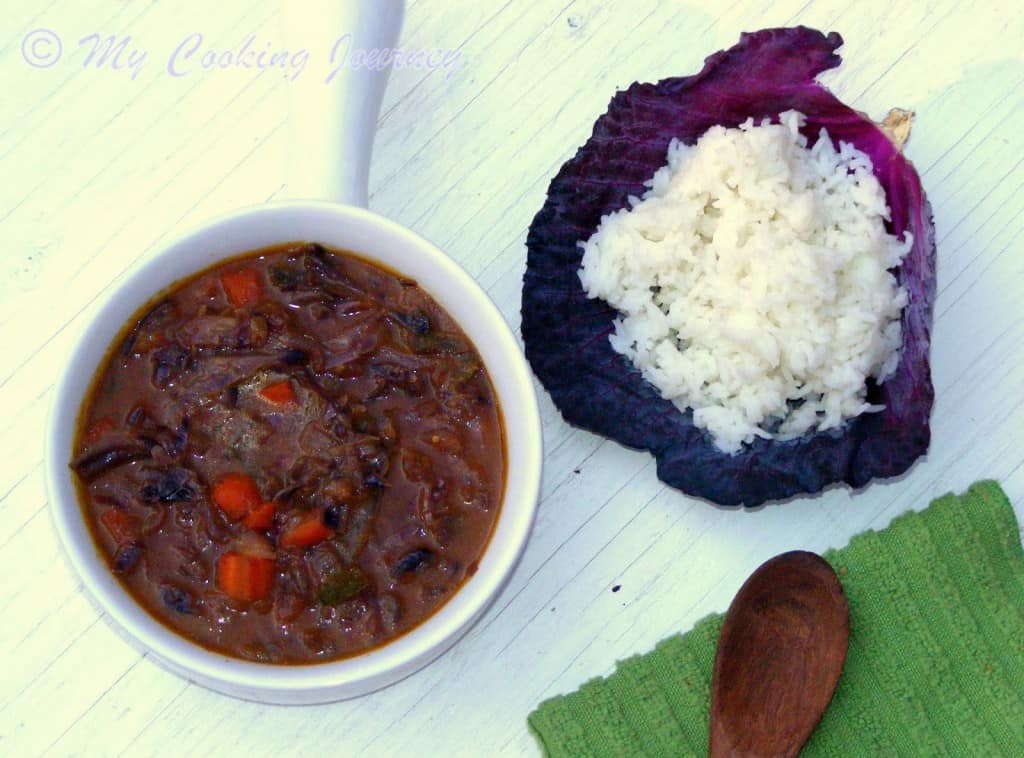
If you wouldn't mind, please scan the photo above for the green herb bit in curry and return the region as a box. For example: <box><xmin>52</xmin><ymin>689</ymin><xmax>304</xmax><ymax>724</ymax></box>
<box><xmin>318</xmin><ymin>566</ymin><xmax>370</xmax><ymax>605</ymax></box>
<box><xmin>268</xmin><ymin>266</ymin><xmax>302</xmax><ymax>291</ymax></box>
<box><xmin>411</xmin><ymin>332</ymin><xmax>468</xmax><ymax>355</ymax></box>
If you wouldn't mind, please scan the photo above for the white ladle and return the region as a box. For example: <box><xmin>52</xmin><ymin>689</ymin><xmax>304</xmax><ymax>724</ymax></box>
<box><xmin>45</xmin><ymin>0</ymin><xmax>542</xmax><ymax>704</ymax></box>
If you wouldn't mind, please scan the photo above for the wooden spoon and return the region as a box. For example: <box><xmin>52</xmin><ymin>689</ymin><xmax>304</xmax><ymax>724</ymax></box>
<box><xmin>709</xmin><ymin>551</ymin><xmax>850</xmax><ymax>758</ymax></box>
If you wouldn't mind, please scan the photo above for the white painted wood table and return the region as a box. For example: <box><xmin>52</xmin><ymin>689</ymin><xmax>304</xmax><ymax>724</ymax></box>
<box><xmin>2</xmin><ymin>0</ymin><xmax>1023</xmax><ymax>754</ymax></box>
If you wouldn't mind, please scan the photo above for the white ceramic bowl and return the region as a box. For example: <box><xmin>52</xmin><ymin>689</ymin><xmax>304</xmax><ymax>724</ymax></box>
<box><xmin>45</xmin><ymin>201</ymin><xmax>543</xmax><ymax>704</ymax></box>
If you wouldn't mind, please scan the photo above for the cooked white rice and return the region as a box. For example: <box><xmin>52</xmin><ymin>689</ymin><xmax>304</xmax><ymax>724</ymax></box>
<box><xmin>578</xmin><ymin>110</ymin><xmax>911</xmax><ymax>454</ymax></box>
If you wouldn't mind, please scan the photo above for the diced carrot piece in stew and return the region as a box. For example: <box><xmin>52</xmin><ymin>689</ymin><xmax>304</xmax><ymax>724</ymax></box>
<box><xmin>243</xmin><ymin>502</ymin><xmax>276</xmax><ymax>531</ymax></box>
<box><xmin>217</xmin><ymin>552</ymin><xmax>275</xmax><ymax>602</ymax></box>
<box><xmin>83</xmin><ymin>417</ymin><xmax>117</xmax><ymax>446</ymax></box>
<box><xmin>100</xmin><ymin>508</ymin><xmax>136</xmax><ymax>544</ymax></box>
<box><xmin>259</xmin><ymin>380</ymin><xmax>297</xmax><ymax>405</ymax></box>
<box><xmin>280</xmin><ymin>514</ymin><xmax>333</xmax><ymax>549</ymax></box>
<box><xmin>220</xmin><ymin>269</ymin><xmax>262</xmax><ymax>308</ymax></box>
<box><xmin>211</xmin><ymin>473</ymin><xmax>261</xmax><ymax>521</ymax></box>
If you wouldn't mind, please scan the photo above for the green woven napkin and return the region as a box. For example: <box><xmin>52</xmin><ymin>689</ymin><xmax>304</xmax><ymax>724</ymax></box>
<box><xmin>529</xmin><ymin>481</ymin><xmax>1024</xmax><ymax>756</ymax></box>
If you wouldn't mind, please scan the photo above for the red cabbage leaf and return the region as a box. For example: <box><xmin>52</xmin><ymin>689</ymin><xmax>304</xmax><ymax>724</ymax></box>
<box><xmin>521</xmin><ymin>27</ymin><xmax>936</xmax><ymax>506</ymax></box>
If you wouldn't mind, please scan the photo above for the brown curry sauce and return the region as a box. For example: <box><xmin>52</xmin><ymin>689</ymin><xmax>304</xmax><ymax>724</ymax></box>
<box><xmin>71</xmin><ymin>242</ymin><xmax>506</xmax><ymax>664</ymax></box>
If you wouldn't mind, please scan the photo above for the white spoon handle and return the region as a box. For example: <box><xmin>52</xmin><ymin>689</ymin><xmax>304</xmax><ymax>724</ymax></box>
<box><xmin>283</xmin><ymin>0</ymin><xmax>405</xmax><ymax>207</ymax></box>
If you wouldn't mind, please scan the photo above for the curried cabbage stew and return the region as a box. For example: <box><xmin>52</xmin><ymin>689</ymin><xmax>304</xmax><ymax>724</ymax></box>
<box><xmin>71</xmin><ymin>242</ymin><xmax>505</xmax><ymax>663</ymax></box>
